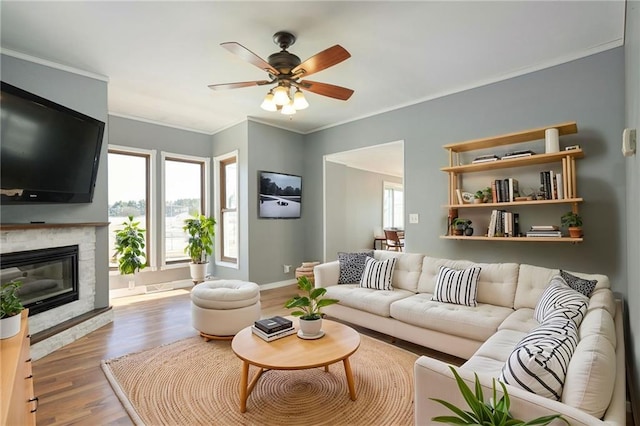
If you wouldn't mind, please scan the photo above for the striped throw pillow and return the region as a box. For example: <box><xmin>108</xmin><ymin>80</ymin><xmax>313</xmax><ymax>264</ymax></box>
<box><xmin>431</xmin><ymin>265</ymin><xmax>481</xmax><ymax>307</ymax></box>
<box><xmin>534</xmin><ymin>277</ymin><xmax>589</xmax><ymax>326</ymax></box>
<box><xmin>359</xmin><ymin>256</ymin><xmax>396</xmax><ymax>290</ymax></box>
<box><xmin>500</xmin><ymin>319</ymin><xmax>578</xmax><ymax>400</ymax></box>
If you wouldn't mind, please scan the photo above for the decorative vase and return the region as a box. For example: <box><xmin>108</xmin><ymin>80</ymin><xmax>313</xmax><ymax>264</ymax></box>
<box><xmin>189</xmin><ymin>262</ymin><xmax>208</xmax><ymax>283</ymax></box>
<box><xmin>568</xmin><ymin>227</ymin><xmax>582</xmax><ymax>238</ymax></box>
<box><xmin>0</xmin><ymin>313</ymin><xmax>21</xmax><ymax>339</ymax></box>
<box><xmin>545</xmin><ymin>128</ymin><xmax>560</xmax><ymax>153</ymax></box>
<box><xmin>473</xmin><ymin>198</ymin><xmax>483</xmax><ymax>204</ymax></box>
<box><xmin>299</xmin><ymin>317</ymin><xmax>322</xmax><ymax>337</ymax></box>
<box><xmin>464</xmin><ymin>227</ymin><xmax>474</xmax><ymax>236</ymax></box>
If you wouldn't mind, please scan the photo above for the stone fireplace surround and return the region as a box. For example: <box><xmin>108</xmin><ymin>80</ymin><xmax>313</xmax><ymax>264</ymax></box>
<box><xmin>0</xmin><ymin>223</ymin><xmax>113</xmax><ymax>360</ymax></box>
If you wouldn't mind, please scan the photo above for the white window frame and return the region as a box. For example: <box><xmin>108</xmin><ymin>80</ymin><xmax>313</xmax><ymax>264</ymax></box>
<box><xmin>160</xmin><ymin>151</ymin><xmax>210</xmax><ymax>269</ymax></box>
<box><xmin>107</xmin><ymin>144</ymin><xmax>157</xmax><ymax>271</ymax></box>
<box><xmin>383</xmin><ymin>181</ymin><xmax>404</xmax><ymax>229</ymax></box>
<box><xmin>214</xmin><ymin>150</ymin><xmax>240</xmax><ymax>269</ymax></box>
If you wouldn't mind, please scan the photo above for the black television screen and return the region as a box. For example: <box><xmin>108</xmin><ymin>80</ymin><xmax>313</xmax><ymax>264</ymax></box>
<box><xmin>0</xmin><ymin>81</ymin><xmax>105</xmax><ymax>204</ymax></box>
<box><xmin>258</xmin><ymin>171</ymin><xmax>302</xmax><ymax>219</ymax></box>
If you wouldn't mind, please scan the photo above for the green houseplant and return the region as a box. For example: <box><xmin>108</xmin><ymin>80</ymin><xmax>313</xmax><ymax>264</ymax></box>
<box><xmin>284</xmin><ymin>276</ymin><xmax>339</xmax><ymax>337</ymax></box>
<box><xmin>451</xmin><ymin>218</ymin><xmax>472</xmax><ymax>236</ymax></box>
<box><xmin>1</xmin><ymin>280</ymin><xmax>24</xmax><ymax>339</ymax></box>
<box><xmin>183</xmin><ymin>213</ymin><xmax>216</xmax><ymax>282</ymax></box>
<box><xmin>474</xmin><ymin>187</ymin><xmax>492</xmax><ymax>203</ymax></box>
<box><xmin>560</xmin><ymin>211</ymin><xmax>583</xmax><ymax>238</ymax></box>
<box><xmin>113</xmin><ymin>216</ymin><xmax>147</xmax><ymax>288</ymax></box>
<box><xmin>431</xmin><ymin>366</ymin><xmax>567</xmax><ymax>425</ymax></box>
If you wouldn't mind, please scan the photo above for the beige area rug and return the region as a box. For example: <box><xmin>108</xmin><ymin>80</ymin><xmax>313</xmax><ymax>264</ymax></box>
<box><xmin>101</xmin><ymin>334</ymin><xmax>418</xmax><ymax>425</ymax></box>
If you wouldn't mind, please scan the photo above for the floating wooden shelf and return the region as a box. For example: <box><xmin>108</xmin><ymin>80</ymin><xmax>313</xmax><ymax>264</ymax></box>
<box><xmin>440</xmin><ymin>235</ymin><xmax>583</xmax><ymax>243</ymax></box>
<box><xmin>441</xmin><ymin>149</ymin><xmax>583</xmax><ymax>173</ymax></box>
<box><xmin>444</xmin><ymin>198</ymin><xmax>583</xmax><ymax>209</ymax></box>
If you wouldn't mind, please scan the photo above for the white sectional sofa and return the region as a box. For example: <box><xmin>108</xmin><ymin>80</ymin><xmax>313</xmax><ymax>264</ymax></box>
<box><xmin>314</xmin><ymin>250</ymin><xmax>626</xmax><ymax>425</ymax></box>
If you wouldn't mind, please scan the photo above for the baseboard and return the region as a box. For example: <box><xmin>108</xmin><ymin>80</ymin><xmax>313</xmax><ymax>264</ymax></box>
<box><xmin>259</xmin><ymin>280</ymin><xmax>296</xmax><ymax>290</ymax></box>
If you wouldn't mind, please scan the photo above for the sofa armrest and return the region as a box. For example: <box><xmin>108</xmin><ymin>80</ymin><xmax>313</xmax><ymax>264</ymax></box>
<box><xmin>414</xmin><ymin>356</ymin><xmax>605</xmax><ymax>426</ymax></box>
<box><xmin>314</xmin><ymin>261</ymin><xmax>340</xmax><ymax>288</ymax></box>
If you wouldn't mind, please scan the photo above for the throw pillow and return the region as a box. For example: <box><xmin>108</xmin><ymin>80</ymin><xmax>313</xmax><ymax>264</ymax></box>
<box><xmin>431</xmin><ymin>265</ymin><xmax>481</xmax><ymax>307</ymax></box>
<box><xmin>337</xmin><ymin>251</ymin><xmax>373</xmax><ymax>284</ymax></box>
<box><xmin>500</xmin><ymin>319</ymin><xmax>579</xmax><ymax>401</ymax></box>
<box><xmin>534</xmin><ymin>277</ymin><xmax>589</xmax><ymax>326</ymax></box>
<box><xmin>359</xmin><ymin>256</ymin><xmax>396</xmax><ymax>290</ymax></box>
<box><xmin>560</xmin><ymin>270</ymin><xmax>597</xmax><ymax>297</ymax></box>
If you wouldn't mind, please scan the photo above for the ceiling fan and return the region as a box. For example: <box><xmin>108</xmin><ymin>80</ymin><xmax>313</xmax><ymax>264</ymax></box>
<box><xmin>208</xmin><ymin>31</ymin><xmax>354</xmax><ymax>114</ymax></box>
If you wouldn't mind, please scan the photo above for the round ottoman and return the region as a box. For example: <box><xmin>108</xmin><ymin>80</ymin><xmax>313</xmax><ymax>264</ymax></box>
<box><xmin>191</xmin><ymin>280</ymin><xmax>261</xmax><ymax>341</ymax></box>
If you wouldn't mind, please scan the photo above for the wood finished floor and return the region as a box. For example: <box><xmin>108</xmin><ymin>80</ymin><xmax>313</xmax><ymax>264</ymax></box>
<box><xmin>32</xmin><ymin>285</ymin><xmax>634</xmax><ymax>425</ymax></box>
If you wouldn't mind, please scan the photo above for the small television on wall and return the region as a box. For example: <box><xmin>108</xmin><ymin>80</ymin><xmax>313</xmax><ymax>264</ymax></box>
<box><xmin>258</xmin><ymin>171</ymin><xmax>302</xmax><ymax>219</ymax></box>
<box><xmin>0</xmin><ymin>81</ymin><xmax>105</xmax><ymax>204</ymax></box>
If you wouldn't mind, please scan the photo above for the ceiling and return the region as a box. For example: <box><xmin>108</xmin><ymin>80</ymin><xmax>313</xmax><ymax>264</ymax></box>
<box><xmin>0</xmin><ymin>1</ymin><xmax>625</xmax><ymax>136</ymax></box>
<box><xmin>326</xmin><ymin>141</ymin><xmax>404</xmax><ymax>178</ymax></box>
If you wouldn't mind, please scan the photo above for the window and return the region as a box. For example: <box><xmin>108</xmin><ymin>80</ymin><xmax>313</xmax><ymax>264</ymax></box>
<box><xmin>383</xmin><ymin>182</ymin><xmax>404</xmax><ymax>229</ymax></box>
<box><xmin>215</xmin><ymin>152</ymin><xmax>238</xmax><ymax>265</ymax></box>
<box><xmin>107</xmin><ymin>146</ymin><xmax>154</xmax><ymax>269</ymax></box>
<box><xmin>162</xmin><ymin>153</ymin><xmax>209</xmax><ymax>265</ymax></box>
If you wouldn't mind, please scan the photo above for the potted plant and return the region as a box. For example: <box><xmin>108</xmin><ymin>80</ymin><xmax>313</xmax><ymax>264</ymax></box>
<box><xmin>284</xmin><ymin>276</ymin><xmax>339</xmax><ymax>338</ymax></box>
<box><xmin>561</xmin><ymin>211</ymin><xmax>583</xmax><ymax>238</ymax></box>
<box><xmin>183</xmin><ymin>213</ymin><xmax>216</xmax><ymax>283</ymax></box>
<box><xmin>1</xmin><ymin>280</ymin><xmax>24</xmax><ymax>339</ymax></box>
<box><xmin>430</xmin><ymin>366</ymin><xmax>567</xmax><ymax>425</ymax></box>
<box><xmin>451</xmin><ymin>218</ymin><xmax>472</xmax><ymax>236</ymax></box>
<box><xmin>113</xmin><ymin>215</ymin><xmax>147</xmax><ymax>289</ymax></box>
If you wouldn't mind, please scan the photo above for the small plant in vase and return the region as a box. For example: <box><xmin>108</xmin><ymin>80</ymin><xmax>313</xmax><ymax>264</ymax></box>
<box><xmin>284</xmin><ymin>276</ymin><xmax>339</xmax><ymax>339</ymax></box>
<box><xmin>113</xmin><ymin>216</ymin><xmax>147</xmax><ymax>289</ymax></box>
<box><xmin>0</xmin><ymin>280</ymin><xmax>24</xmax><ymax>339</ymax></box>
<box><xmin>561</xmin><ymin>211</ymin><xmax>583</xmax><ymax>238</ymax></box>
<box><xmin>474</xmin><ymin>187</ymin><xmax>492</xmax><ymax>203</ymax></box>
<box><xmin>451</xmin><ymin>218</ymin><xmax>473</xmax><ymax>236</ymax></box>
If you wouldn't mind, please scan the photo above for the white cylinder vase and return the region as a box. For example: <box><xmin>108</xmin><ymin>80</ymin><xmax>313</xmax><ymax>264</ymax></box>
<box><xmin>545</xmin><ymin>128</ymin><xmax>560</xmax><ymax>153</ymax></box>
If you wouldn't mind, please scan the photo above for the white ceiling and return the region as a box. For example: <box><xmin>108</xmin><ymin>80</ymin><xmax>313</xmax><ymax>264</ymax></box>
<box><xmin>326</xmin><ymin>141</ymin><xmax>404</xmax><ymax>178</ymax></box>
<box><xmin>0</xmin><ymin>1</ymin><xmax>625</xmax><ymax>137</ymax></box>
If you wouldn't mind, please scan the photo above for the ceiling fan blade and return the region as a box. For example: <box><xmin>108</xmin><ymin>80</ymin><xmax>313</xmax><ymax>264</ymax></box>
<box><xmin>292</xmin><ymin>45</ymin><xmax>351</xmax><ymax>78</ymax></box>
<box><xmin>208</xmin><ymin>80</ymin><xmax>271</xmax><ymax>90</ymax></box>
<box><xmin>221</xmin><ymin>42</ymin><xmax>279</xmax><ymax>75</ymax></box>
<box><xmin>298</xmin><ymin>80</ymin><xmax>354</xmax><ymax>101</ymax></box>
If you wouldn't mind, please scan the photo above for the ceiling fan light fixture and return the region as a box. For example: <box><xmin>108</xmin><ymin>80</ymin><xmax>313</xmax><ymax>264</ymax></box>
<box><xmin>260</xmin><ymin>90</ymin><xmax>277</xmax><ymax>111</ymax></box>
<box><xmin>281</xmin><ymin>101</ymin><xmax>296</xmax><ymax>115</ymax></box>
<box><xmin>273</xmin><ymin>85</ymin><xmax>290</xmax><ymax>106</ymax></box>
<box><xmin>293</xmin><ymin>89</ymin><xmax>309</xmax><ymax>110</ymax></box>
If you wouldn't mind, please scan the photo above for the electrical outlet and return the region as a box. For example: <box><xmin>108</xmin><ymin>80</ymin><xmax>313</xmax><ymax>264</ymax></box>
<box><xmin>284</xmin><ymin>265</ymin><xmax>291</xmax><ymax>273</ymax></box>
<box><xmin>409</xmin><ymin>213</ymin><xmax>419</xmax><ymax>224</ymax></box>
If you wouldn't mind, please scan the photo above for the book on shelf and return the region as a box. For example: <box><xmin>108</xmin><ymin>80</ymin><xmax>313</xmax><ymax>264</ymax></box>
<box><xmin>526</xmin><ymin>231</ymin><xmax>562</xmax><ymax>238</ymax></box>
<box><xmin>251</xmin><ymin>325</ymin><xmax>296</xmax><ymax>342</ymax></box>
<box><xmin>472</xmin><ymin>154</ymin><xmax>500</xmax><ymax>164</ymax></box>
<box><xmin>556</xmin><ymin>173</ymin><xmax>564</xmax><ymax>200</ymax></box>
<box><xmin>501</xmin><ymin>150</ymin><xmax>535</xmax><ymax>159</ymax></box>
<box><xmin>456</xmin><ymin>188</ymin><xmax>464</xmax><ymax>204</ymax></box>
<box><xmin>254</xmin><ymin>316</ymin><xmax>293</xmax><ymax>334</ymax></box>
<box><xmin>530</xmin><ymin>225</ymin><xmax>559</xmax><ymax>231</ymax></box>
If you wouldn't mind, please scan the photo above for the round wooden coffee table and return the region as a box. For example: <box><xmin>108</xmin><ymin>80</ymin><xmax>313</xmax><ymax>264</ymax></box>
<box><xmin>231</xmin><ymin>318</ymin><xmax>361</xmax><ymax>412</ymax></box>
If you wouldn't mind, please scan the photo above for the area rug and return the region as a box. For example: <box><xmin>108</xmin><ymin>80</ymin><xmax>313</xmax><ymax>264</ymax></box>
<box><xmin>101</xmin><ymin>334</ymin><xmax>418</xmax><ymax>425</ymax></box>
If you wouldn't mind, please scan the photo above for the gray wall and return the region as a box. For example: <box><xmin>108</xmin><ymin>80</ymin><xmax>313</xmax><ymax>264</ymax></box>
<box><xmin>0</xmin><ymin>54</ymin><xmax>110</xmax><ymax>309</ymax></box>
<box><xmin>625</xmin><ymin>0</ymin><xmax>640</xmax><ymax>417</ymax></box>
<box><xmin>325</xmin><ymin>162</ymin><xmax>402</xmax><ymax>260</ymax></box>
<box><xmin>306</xmin><ymin>48</ymin><xmax>626</xmax><ymax>291</ymax></box>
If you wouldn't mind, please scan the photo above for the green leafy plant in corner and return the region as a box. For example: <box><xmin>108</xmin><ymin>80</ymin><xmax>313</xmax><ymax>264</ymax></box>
<box><xmin>560</xmin><ymin>211</ymin><xmax>582</xmax><ymax>228</ymax></box>
<box><xmin>430</xmin><ymin>366</ymin><xmax>568</xmax><ymax>425</ymax></box>
<box><xmin>1</xmin><ymin>280</ymin><xmax>24</xmax><ymax>319</ymax></box>
<box><xmin>452</xmin><ymin>218</ymin><xmax>472</xmax><ymax>228</ymax></box>
<box><xmin>183</xmin><ymin>213</ymin><xmax>216</xmax><ymax>264</ymax></box>
<box><xmin>284</xmin><ymin>276</ymin><xmax>339</xmax><ymax>320</ymax></box>
<box><xmin>113</xmin><ymin>215</ymin><xmax>147</xmax><ymax>275</ymax></box>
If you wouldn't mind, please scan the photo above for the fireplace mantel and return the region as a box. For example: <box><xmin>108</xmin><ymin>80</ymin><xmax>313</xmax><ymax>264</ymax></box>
<box><xmin>0</xmin><ymin>222</ymin><xmax>109</xmax><ymax>230</ymax></box>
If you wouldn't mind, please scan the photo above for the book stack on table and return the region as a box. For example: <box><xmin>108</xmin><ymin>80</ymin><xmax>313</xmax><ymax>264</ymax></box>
<box><xmin>252</xmin><ymin>316</ymin><xmax>295</xmax><ymax>342</ymax></box>
<box><xmin>526</xmin><ymin>225</ymin><xmax>562</xmax><ymax>238</ymax></box>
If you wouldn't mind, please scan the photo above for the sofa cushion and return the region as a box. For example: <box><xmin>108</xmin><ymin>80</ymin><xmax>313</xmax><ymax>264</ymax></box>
<box><xmin>389</xmin><ymin>293</ymin><xmax>512</xmax><ymax>341</ymax></box>
<box><xmin>324</xmin><ymin>285</ymin><xmax>413</xmax><ymax>317</ymax></box>
<box><xmin>472</xmin><ymin>329</ymin><xmax>527</xmax><ymax>363</ymax></box>
<box><xmin>579</xmin><ymin>308</ymin><xmax>616</xmax><ymax>348</ymax></box>
<box><xmin>500</xmin><ymin>319</ymin><xmax>578</xmax><ymax>401</ymax></box>
<box><xmin>560</xmin><ymin>269</ymin><xmax>597</xmax><ymax>297</ymax></box>
<box><xmin>561</xmin><ymin>334</ymin><xmax>616</xmax><ymax>418</ymax></box>
<box><xmin>359</xmin><ymin>256</ymin><xmax>396</xmax><ymax>290</ymax></box>
<box><xmin>498</xmin><ymin>308</ymin><xmax>539</xmax><ymax>334</ymax></box>
<box><xmin>373</xmin><ymin>251</ymin><xmax>424</xmax><ymax>292</ymax></box>
<box><xmin>418</xmin><ymin>257</ymin><xmax>518</xmax><ymax>308</ymax></box>
<box><xmin>432</xmin><ymin>265</ymin><xmax>481</xmax><ymax>307</ymax></box>
<box><xmin>533</xmin><ymin>277</ymin><xmax>589</xmax><ymax>326</ymax></box>
<box><xmin>337</xmin><ymin>251</ymin><xmax>373</xmax><ymax>284</ymax></box>
<box><xmin>461</xmin><ymin>356</ymin><xmax>505</xmax><ymax>378</ymax></box>
<box><xmin>587</xmin><ymin>288</ymin><xmax>616</xmax><ymax>317</ymax></box>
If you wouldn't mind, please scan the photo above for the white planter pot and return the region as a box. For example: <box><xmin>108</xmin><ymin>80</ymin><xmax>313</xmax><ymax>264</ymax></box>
<box><xmin>0</xmin><ymin>313</ymin><xmax>21</xmax><ymax>339</ymax></box>
<box><xmin>189</xmin><ymin>262</ymin><xmax>208</xmax><ymax>283</ymax></box>
<box><xmin>299</xmin><ymin>317</ymin><xmax>323</xmax><ymax>337</ymax></box>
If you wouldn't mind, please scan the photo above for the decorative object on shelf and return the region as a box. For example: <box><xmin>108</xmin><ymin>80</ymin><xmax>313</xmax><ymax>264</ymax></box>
<box><xmin>284</xmin><ymin>275</ymin><xmax>339</xmax><ymax>338</ymax></box>
<box><xmin>113</xmin><ymin>215</ymin><xmax>147</xmax><ymax>289</ymax></box>
<box><xmin>451</xmin><ymin>218</ymin><xmax>472</xmax><ymax>236</ymax></box>
<box><xmin>461</xmin><ymin>192</ymin><xmax>474</xmax><ymax>204</ymax></box>
<box><xmin>560</xmin><ymin>211</ymin><xmax>583</xmax><ymax>238</ymax></box>
<box><xmin>430</xmin><ymin>366</ymin><xmax>568</xmax><ymax>425</ymax></box>
<box><xmin>474</xmin><ymin>187</ymin><xmax>492</xmax><ymax>203</ymax></box>
<box><xmin>183</xmin><ymin>213</ymin><xmax>216</xmax><ymax>283</ymax></box>
<box><xmin>0</xmin><ymin>280</ymin><xmax>24</xmax><ymax>339</ymax></box>
<box><xmin>545</xmin><ymin>128</ymin><xmax>560</xmax><ymax>153</ymax></box>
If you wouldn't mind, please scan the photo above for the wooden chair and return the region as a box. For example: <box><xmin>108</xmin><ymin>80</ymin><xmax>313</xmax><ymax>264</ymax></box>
<box><xmin>384</xmin><ymin>229</ymin><xmax>404</xmax><ymax>252</ymax></box>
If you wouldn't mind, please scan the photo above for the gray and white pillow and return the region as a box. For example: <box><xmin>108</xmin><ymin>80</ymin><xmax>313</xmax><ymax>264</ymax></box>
<box><xmin>431</xmin><ymin>265</ymin><xmax>481</xmax><ymax>307</ymax></box>
<box><xmin>560</xmin><ymin>270</ymin><xmax>597</xmax><ymax>297</ymax></box>
<box><xmin>338</xmin><ymin>251</ymin><xmax>373</xmax><ymax>284</ymax></box>
<box><xmin>534</xmin><ymin>277</ymin><xmax>589</xmax><ymax>327</ymax></box>
<box><xmin>500</xmin><ymin>319</ymin><xmax>578</xmax><ymax>400</ymax></box>
<box><xmin>359</xmin><ymin>256</ymin><xmax>396</xmax><ymax>290</ymax></box>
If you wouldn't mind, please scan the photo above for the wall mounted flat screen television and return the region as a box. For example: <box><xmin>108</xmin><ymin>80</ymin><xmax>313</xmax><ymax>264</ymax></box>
<box><xmin>258</xmin><ymin>171</ymin><xmax>302</xmax><ymax>219</ymax></box>
<box><xmin>0</xmin><ymin>81</ymin><xmax>105</xmax><ymax>204</ymax></box>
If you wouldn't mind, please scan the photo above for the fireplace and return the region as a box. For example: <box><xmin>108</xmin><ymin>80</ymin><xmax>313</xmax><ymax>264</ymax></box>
<box><xmin>0</xmin><ymin>245</ymin><xmax>79</xmax><ymax>316</ymax></box>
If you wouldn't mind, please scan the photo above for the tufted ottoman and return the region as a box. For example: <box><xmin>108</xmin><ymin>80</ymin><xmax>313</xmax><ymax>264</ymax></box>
<box><xmin>191</xmin><ymin>280</ymin><xmax>261</xmax><ymax>341</ymax></box>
